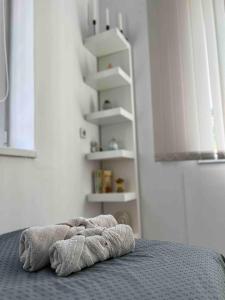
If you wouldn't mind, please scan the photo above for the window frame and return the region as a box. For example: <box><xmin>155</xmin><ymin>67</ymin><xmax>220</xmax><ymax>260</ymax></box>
<box><xmin>0</xmin><ymin>0</ymin><xmax>37</xmax><ymax>158</ymax></box>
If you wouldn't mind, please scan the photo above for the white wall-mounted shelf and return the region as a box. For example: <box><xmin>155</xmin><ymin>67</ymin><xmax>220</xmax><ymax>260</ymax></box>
<box><xmin>85</xmin><ymin>107</ymin><xmax>133</xmax><ymax>126</ymax></box>
<box><xmin>86</xmin><ymin>150</ymin><xmax>134</xmax><ymax>161</ymax></box>
<box><xmin>85</xmin><ymin>67</ymin><xmax>131</xmax><ymax>91</ymax></box>
<box><xmin>87</xmin><ymin>192</ymin><xmax>136</xmax><ymax>203</ymax></box>
<box><xmin>85</xmin><ymin>28</ymin><xmax>130</xmax><ymax>57</ymax></box>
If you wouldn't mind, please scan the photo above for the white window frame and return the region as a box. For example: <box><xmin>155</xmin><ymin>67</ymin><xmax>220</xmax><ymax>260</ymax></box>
<box><xmin>0</xmin><ymin>0</ymin><xmax>36</xmax><ymax>159</ymax></box>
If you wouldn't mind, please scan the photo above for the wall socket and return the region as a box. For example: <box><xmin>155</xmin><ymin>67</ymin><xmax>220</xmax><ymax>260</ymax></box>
<box><xmin>79</xmin><ymin>127</ymin><xmax>87</xmax><ymax>139</ymax></box>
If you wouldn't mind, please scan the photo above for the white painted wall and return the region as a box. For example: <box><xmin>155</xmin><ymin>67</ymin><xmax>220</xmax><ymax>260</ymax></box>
<box><xmin>99</xmin><ymin>0</ymin><xmax>225</xmax><ymax>254</ymax></box>
<box><xmin>0</xmin><ymin>0</ymin><xmax>101</xmax><ymax>234</ymax></box>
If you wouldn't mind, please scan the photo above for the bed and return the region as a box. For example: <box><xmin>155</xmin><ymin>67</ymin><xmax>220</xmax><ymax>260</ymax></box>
<box><xmin>0</xmin><ymin>230</ymin><xmax>225</xmax><ymax>300</ymax></box>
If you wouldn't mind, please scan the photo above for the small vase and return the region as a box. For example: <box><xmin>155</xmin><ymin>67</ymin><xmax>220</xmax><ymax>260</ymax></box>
<box><xmin>108</xmin><ymin>138</ymin><xmax>119</xmax><ymax>151</ymax></box>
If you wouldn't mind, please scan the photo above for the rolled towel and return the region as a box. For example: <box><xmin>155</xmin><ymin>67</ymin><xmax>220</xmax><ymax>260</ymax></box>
<box><xmin>19</xmin><ymin>215</ymin><xmax>117</xmax><ymax>272</ymax></box>
<box><xmin>19</xmin><ymin>225</ymin><xmax>70</xmax><ymax>272</ymax></box>
<box><xmin>64</xmin><ymin>214</ymin><xmax>117</xmax><ymax>228</ymax></box>
<box><xmin>49</xmin><ymin>224</ymin><xmax>135</xmax><ymax>277</ymax></box>
<box><xmin>65</xmin><ymin>226</ymin><xmax>85</xmax><ymax>239</ymax></box>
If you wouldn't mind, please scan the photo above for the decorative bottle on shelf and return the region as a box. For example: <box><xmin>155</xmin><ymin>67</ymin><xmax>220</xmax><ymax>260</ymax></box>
<box><xmin>93</xmin><ymin>170</ymin><xmax>103</xmax><ymax>193</ymax></box>
<box><xmin>90</xmin><ymin>141</ymin><xmax>99</xmax><ymax>153</ymax></box>
<box><xmin>115</xmin><ymin>178</ymin><xmax>125</xmax><ymax>192</ymax></box>
<box><xmin>102</xmin><ymin>170</ymin><xmax>113</xmax><ymax>193</ymax></box>
<box><xmin>108</xmin><ymin>138</ymin><xmax>119</xmax><ymax>151</ymax></box>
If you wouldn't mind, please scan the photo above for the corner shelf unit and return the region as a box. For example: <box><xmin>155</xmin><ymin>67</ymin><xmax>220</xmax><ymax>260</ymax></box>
<box><xmin>84</xmin><ymin>28</ymin><xmax>141</xmax><ymax>238</ymax></box>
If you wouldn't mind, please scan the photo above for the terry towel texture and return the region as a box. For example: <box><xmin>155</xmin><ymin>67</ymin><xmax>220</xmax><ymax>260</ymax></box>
<box><xmin>63</xmin><ymin>214</ymin><xmax>118</xmax><ymax>228</ymax></box>
<box><xmin>49</xmin><ymin>224</ymin><xmax>135</xmax><ymax>277</ymax></box>
<box><xmin>19</xmin><ymin>215</ymin><xmax>118</xmax><ymax>272</ymax></box>
<box><xmin>19</xmin><ymin>225</ymin><xmax>70</xmax><ymax>272</ymax></box>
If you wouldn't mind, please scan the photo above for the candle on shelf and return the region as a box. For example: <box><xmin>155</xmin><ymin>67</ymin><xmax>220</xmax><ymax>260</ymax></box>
<box><xmin>93</xmin><ymin>0</ymin><xmax>97</xmax><ymax>21</ymax></box>
<box><xmin>106</xmin><ymin>8</ymin><xmax>110</xmax><ymax>30</ymax></box>
<box><xmin>118</xmin><ymin>12</ymin><xmax>123</xmax><ymax>33</ymax></box>
<box><xmin>92</xmin><ymin>0</ymin><xmax>97</xmax><ymax>35</ymax></box>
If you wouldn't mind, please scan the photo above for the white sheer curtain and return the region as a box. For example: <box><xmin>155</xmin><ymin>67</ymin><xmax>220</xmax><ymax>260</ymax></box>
<box><xmin>149</xmin><ymin>0</ymin><xmax>225</xmax><ymax>161</ymax></box>
<box><xmin>0</xmin><ymin>0</ymin><xmax>9</xmax><ymax>146</ymax></box>
<box><xmin>0</xmin><ymin>0</ymin><xmax>7</xmax><ymax>100</ymax></box>
<box><xmin>0</xmin><ymin>0</ymin><xmax>34</xmax><ymax>149</ymax></box>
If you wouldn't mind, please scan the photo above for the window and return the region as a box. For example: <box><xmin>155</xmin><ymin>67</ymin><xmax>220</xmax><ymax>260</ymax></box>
<box><xmin>0</xmin><ymin>0</ymin><xmax>34</xmax><ymax>152</ymax></box>
<box><xmin>148</xmin><ymin>0</ymin><xmax>225</xmax><ymax>161</ymax></box>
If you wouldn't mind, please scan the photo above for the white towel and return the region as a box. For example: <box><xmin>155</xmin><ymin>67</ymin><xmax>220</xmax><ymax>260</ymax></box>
<box><xmin>19</xmin><ymin>214</ymin><xmax>118</xmax><ymax>272</ymax></box>
<box><xmin>49</xmin><ymin>224</ymin><xmax>135</xmax><ymax>277</ymax></box>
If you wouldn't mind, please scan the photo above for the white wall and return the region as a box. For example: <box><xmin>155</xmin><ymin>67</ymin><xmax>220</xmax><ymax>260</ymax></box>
<box><xmin>1</xmin><ymin>0</ymin><xmax>225</xmax><ymax>255</ymax></box>
<box><xmin>0</xmin><ymin>0</ymin><xmax>101</xmax><ymax>234</ymax></box>
<box><xmin>99</xmin><ymin>0</ymin><xmax>225</xmax><ymax>254</ymax></box>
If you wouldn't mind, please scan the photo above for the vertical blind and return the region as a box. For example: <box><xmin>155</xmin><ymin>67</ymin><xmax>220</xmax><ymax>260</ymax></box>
<box><xmin>0</xmin><ymin>0</ymin><xmax>9</xmax><ymax>146</ymax></box>
<box><xmin>0</xmin><ymin>0</ymin><xmax>8</xmax><ymax>101</ymax></box>
<box><xmin>149</xmin><ymin>0</ymin><xmax>225</xmax><ymax>161</ymax></box>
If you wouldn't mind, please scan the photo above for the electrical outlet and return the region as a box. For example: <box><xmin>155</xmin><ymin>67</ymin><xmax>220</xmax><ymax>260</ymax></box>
<box><xmin>79</xmin><ymin>127</ymin><xmax>87</xmax><ymax>139</ymax></box>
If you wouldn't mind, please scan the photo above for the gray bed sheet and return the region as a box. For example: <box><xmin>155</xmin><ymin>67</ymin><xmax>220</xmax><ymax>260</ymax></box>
<box><xmin>0</xmin><ymin>230</ymin><xmax>225</xmax><ymax>300</ymax></box>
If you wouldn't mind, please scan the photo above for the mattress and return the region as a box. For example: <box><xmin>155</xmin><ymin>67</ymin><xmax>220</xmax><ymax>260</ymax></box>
<box><xmin>0</xmin><ymin>230</ymin><xmax>225</xmax><ymax>300</ymax></box>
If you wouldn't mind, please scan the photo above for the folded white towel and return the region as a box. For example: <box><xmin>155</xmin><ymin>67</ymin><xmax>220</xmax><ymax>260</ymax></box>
<box><xmin>19</xmin><ymin>214</ymin><xmax>118</xmax><ymax>272</ymax></box>
<box><xmin>19</xmin><ymin>225</ymin><xmax>70</xmax><ymax>272</ymax></box>
<box><xmin>64</xmin><ymin>214</ymin><xmax>118</xmax><ymax>228</ymax></box>
<box><xmin>49</xmin><ymin>224</ymin><xmax>135</xmax><ymax>277</ymax></box>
